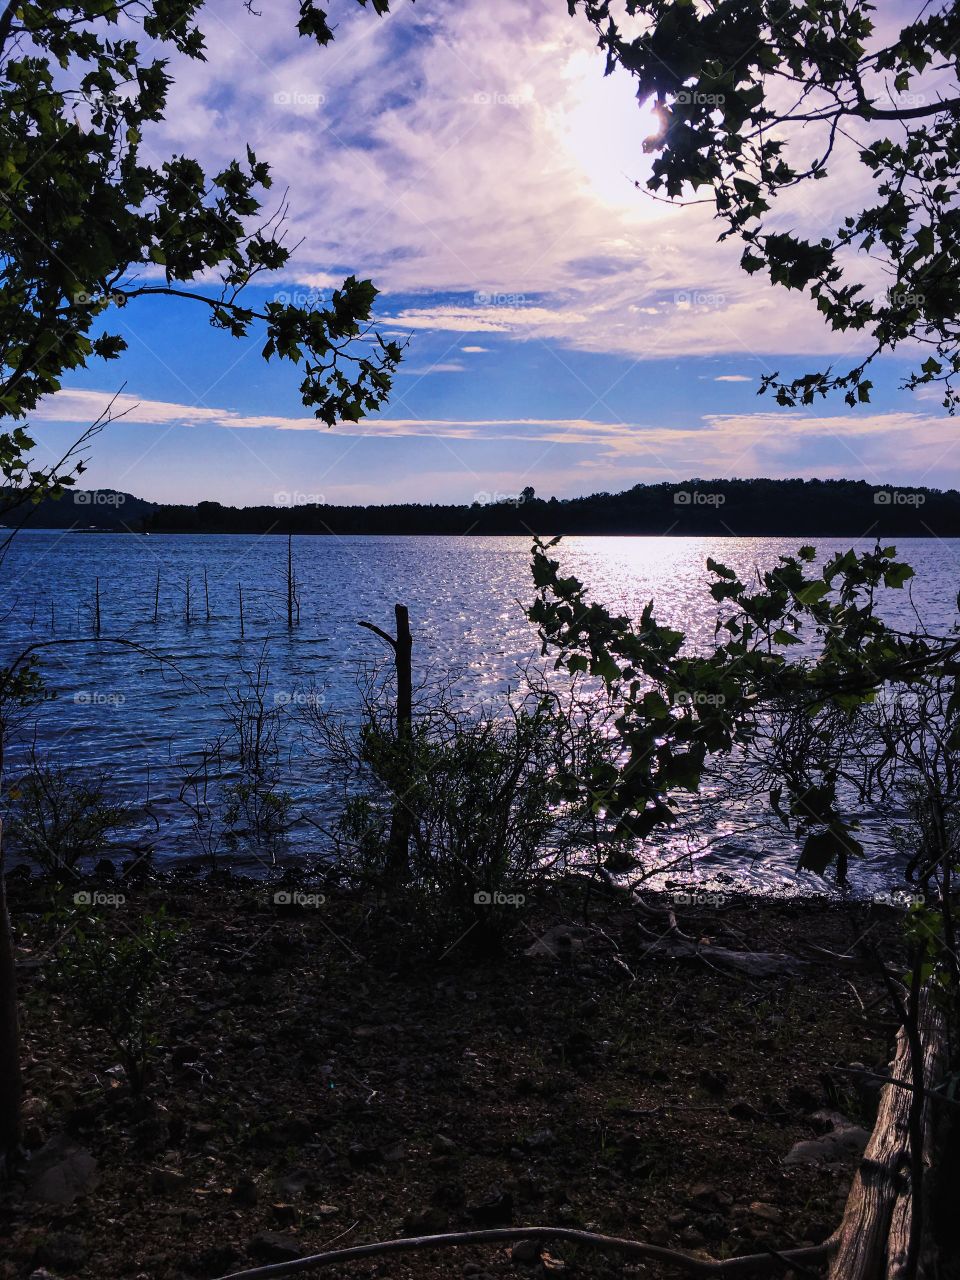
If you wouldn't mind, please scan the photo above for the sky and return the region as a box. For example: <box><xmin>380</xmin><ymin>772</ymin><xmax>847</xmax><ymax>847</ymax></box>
<box><xmin>29</xmin><ymin>0</ymin><xmax>960</xmax><ymax>506</ymax></box>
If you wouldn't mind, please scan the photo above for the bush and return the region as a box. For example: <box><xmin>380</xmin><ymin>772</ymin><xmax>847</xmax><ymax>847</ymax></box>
<box><xmin>4</xmin><ymin>755</ymin><xmax>129</xmax><ymax>874</ymax></box>
<box><xmin>45</xmin><ymin>906</ymin><xmax>176</xmax><ymax>1093</ymax></box>
<box><xmin>304</xmin><ymin>668</ymin><xmax>613</xmax><ymax>952</ymax></box>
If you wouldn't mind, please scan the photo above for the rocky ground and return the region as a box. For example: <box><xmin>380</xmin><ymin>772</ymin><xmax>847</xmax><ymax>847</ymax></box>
<box><xmin>0</xmin><ymin>869</ymin><xmax>918</xmax><ymax>1279</ymax></box>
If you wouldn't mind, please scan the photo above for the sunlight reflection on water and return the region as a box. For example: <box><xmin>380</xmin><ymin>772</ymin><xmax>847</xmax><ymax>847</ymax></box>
<box><xmin>2</xmin><ymin>531</ymin><xmax>958</xmax><ymax>895</ymax></box>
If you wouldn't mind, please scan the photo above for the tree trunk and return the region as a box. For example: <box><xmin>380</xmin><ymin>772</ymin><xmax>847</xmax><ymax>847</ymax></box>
<box><xmin>385</xmin><ymin>603</ymin><xmax>412</xmax><ymax>881</ymax></box>
<box><xmin>0</xmin><ymin>828</ymin><xmax>22</xmax><ymax>1178</ymax></box>
<box><xmin>829</xmin><ymin>987</ymin><xmax>947</xmax><ymax>1280</ymax></box>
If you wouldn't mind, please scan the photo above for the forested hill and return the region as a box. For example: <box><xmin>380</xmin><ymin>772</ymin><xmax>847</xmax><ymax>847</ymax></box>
<box><xmin>9</xmin><ymin>477</ymin><xmax>960</xmax><ymax>536</ymax></box>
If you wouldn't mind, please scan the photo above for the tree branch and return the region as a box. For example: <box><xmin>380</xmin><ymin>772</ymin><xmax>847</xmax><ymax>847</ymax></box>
<box><xmin>211</xmin><ymin>1226</ymin><xmax>838</xmax><ymax>1280</ymax></box>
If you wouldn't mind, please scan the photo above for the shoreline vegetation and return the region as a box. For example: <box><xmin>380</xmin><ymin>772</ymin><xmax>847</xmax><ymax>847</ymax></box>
<box><xmin>6</xmin><ymin>477</ymin><xmax>960</xmax><ymax>537</ymax></box>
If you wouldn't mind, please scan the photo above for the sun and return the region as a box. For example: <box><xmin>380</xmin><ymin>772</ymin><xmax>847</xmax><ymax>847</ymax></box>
<box><xmin>552</xmin><ymin>49</ymin><xmax>662</xmax><ymax>212</ymax></box>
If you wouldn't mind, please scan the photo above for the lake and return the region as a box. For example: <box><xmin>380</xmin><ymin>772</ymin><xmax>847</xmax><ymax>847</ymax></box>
<box><xmin>2</xmin><ymin>530</ymin><xmax>958</xmax><ymax>895</ymax></box>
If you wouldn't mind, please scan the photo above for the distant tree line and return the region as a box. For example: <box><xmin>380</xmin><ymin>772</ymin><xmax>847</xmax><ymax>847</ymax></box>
<box><xmin>8</xmin><ymin>477</ymin><xmax>960</xmax><ymax>537</ymax></box>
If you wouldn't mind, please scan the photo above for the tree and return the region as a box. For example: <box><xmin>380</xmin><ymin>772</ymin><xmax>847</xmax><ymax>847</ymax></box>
<box><xmin>0</xmin><ymin>0</ymin><xmax>405</xmax><ymax>492</ymax></box>
<box><xmin>570</xmin><ymin>1</ymin><xmax>960</xmax><ymax>409</ymax></box>
<box><xmin>0</xmin><ymin>0</ymin><xmax>404</xmax><ymax>1179</ymax></box>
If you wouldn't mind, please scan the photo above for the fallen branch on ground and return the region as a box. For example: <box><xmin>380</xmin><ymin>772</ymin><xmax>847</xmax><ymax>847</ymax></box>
<box><xmin>211</xmin><ymin>1225</ymin><xmax>838</xmax><ymax>1280</ymax></box>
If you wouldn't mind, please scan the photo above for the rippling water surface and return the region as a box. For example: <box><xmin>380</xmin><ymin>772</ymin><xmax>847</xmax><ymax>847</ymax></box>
<box><xmin>3</xmin><ymin>531</ymin><xmax>958</xmax><ymax>894</ymax></box>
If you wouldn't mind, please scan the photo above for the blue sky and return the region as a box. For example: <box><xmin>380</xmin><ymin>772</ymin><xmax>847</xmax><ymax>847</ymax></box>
<box><xmin>29</xmin><ymin>0</ymin><xmax>960</xmax><ymax>505</ymax></box>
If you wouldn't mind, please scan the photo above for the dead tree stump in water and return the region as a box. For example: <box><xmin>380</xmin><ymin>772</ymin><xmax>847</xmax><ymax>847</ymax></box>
<box><xmin>358</xmin><ymin>603</ymin><xmax>412</xmax><ymax>883</ymax></box>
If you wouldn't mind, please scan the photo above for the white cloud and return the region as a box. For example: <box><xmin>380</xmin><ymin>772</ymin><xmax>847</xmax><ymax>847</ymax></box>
<box><xmin>715</xmin><ymin>375</ymin><xmax>753</xmax><ymax>383</ymax></box>
<box><xmin>134</xmin><ymin>0</ymin><xmax>894</xmax><ymax>366</ymax></box>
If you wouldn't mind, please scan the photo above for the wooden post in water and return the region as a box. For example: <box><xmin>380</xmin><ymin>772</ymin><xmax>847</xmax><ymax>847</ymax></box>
<box><xmin>358</xmin><ymin>603</ymin><xmax>413</xmax><ymax>882</ymax></box>
<box><xmin>94</xmin><ymin>578</ymin><xmax>101</xmax><ymax>635</ymax></box>
<box><xmin>238</xmin><ymin>582</ymin><xmax>245</xmax><ymax>638</ymax></box>
<box><xmin>204</xmin><ymin>568</ymin><xmax>211</xmax><ymax>622</ymax></box>
<box><xmin>287</xmin><ymin>533</ymin><xmax>294</xmax><ymax>629</ymax></box>
<box><xmin>153</xmin><ymin>569</ymin><xmax>160</xmax><ymax>624</ymax></box>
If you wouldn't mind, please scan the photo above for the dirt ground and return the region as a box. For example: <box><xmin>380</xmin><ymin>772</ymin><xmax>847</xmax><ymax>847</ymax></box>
<box><xmin>1</xmin><ymin>869</ymin><xmax>912</xmax><ymax>1279</ymax></box>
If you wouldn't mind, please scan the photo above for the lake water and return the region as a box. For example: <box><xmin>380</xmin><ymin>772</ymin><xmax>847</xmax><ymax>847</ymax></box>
<box><xmin>2</xmin><ymin>530</ymin><xmax>959</xmax><ymax>895</ymax></box>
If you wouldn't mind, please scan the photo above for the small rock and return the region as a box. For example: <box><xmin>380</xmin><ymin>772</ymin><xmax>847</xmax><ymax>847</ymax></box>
<box><xmin>511</xmin><ymin>1238</ymin><xmax>542</xmax><ymax>1265</ymax></box>
<box><xmin>315</xmin><ymin>1204</ymin><xmax>340</xmax><ymax>1219</ymax></box>
<box><xmin>784</xmin><ymin>1127</ymin><xmax>870</xmax><ymax>1165</ymax></box>
<box><xmin>403</xmin><ymin>1208</ymin><xmax>449</xmax><ymax>1234</ymax></box>
<box><xmin>728</xmin><ymin>1099</ymin><xmax>762</xmax><ymax>1121</ymax></box>
<box><xmin>347</xmin><ymin>1142</ymin><xmax>382</xmax><ymax>1167</ymax></box>
<box><xmin>151</xmin><ymin>1167</ymin><xmax>188</xmax><ymax>1193</ymax></box>
<box><xmin>230</xmin><ymin>1175</ymin><xmax>258</xmax><ymax>1207</ymax></box>
<box><xmin>26</xmin><ymin>1136</ymin><xmax>99</xmax><ymax>1205</ymax></box>
<box><xmin>248</xmin><ymin>1233</ymin><xmax>304</xmax><ymax>1263</ymax></box>
<box><xmin>698</xmin><ymin>1069</ymin><xmax>728</xmax><ymax>1096</ymax></box>
<box><xmin>432</xmin><ymin>1134</ymin><xmax>457</xmax><ymax>1155</ymax></box>
<box><xmin>276</xmin><ymin>1168</ymin><xmax>313</xmax><ymax>1199</ymax></box>
<box><xmin>524</xmin><ymin>1128</ymin><xmax>555</xmax><ymax>1151</ymax></box>
<box><xmin>467</xmin><ymin>1190</ymin><xmax>514</xmax><ymax>1226</ymax></box>
<box><xmin>34</xmin><ymin>1232</ymin><xmax>88</xmax><ymax>1272</ymax></box>
<box><xmin>747</xmin><ymin>1202</ymin><xmax>783</xmax><ymax>1224</ymax></box>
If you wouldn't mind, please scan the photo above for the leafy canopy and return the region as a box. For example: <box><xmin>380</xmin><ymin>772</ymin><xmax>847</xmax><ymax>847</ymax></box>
<box><xmin>529</xmin><ymin>535</ymin><xmax>959</xmax><ymax>879</ymax></box>
<box><xmin>570</xmin><ymin>0</ymin><xmax>960</xmax><ymax>409</ymax></box>
<box><xmin>0</xmin><ymin>0</ymin><xmax>405</xmax><ymax>503</ymax></box>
